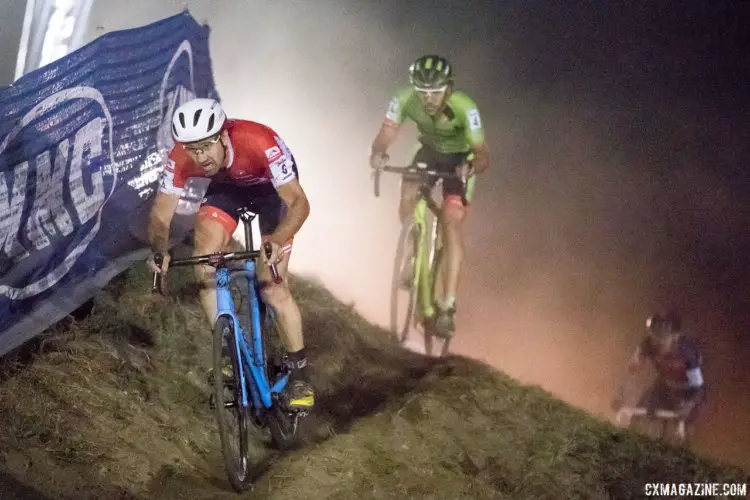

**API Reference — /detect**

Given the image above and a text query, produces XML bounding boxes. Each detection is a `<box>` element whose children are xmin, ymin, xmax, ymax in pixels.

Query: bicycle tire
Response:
<box><xmin>428</xmin><ymin>245</ymin><xmax>452</xmax><ymax>357</ymax></box>
<box><xmin>260</xmin><ymin>310</ymin><xmax>299</xmax><ymax>451</ymax></box>
<box><xmin>213</xmin><ymin>316</ymin><xmax>252</xmax><ymax>492</ymax></box>
<box><xmin>391</xmin><ymin>222</ymin><xmax>420</xmax><ymax>343</ymax></box>
<box><xmin>265</xmin><ymin>404</ymin><xmax>298</xmax><ymax>451</ymax></box>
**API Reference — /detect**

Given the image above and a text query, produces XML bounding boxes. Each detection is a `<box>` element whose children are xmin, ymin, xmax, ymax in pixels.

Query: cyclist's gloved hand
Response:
<box><xmin>370</xmin><ymin>152</ymin><xmax>389</xmax><ymax>170</ymax></box>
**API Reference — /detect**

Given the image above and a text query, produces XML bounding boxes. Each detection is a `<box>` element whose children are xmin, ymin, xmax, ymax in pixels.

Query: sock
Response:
<box><xmin>287</xmin><ymin>348</ymin><xmax>310</xmax><ymax>381</ymax></box>
<box><xmin>442</xmin><ymin>295</ymin><xmax>456</xmax><ymax>310</ymax></box>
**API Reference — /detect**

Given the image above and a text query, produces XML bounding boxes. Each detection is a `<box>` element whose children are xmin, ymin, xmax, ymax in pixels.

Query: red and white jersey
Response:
<box><xmin>158</xmin><ymin>119</ymin><xmax>297</xmax><ymax>195</ymax></box>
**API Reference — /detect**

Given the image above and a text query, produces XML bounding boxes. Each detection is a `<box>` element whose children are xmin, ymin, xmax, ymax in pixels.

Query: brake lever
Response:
<box><xmin>263</xmin><ymin>241</ymin><xmax>283</xmax><ymax>284</ymax></box>
<box><xmin>151</xmin><ymin>253</ymin><xmax>163</xmax><ymax>294</ymax></box>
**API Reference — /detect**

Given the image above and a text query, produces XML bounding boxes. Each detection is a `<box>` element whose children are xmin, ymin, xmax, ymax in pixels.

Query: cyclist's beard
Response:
<box><xmin>424</xmin><ymin>91</ymin><xmax>450</xmax><ymax>117</ymax></box>
<box><xmin>199</xmin><ymin>145</ymin><xmax>227</xmax><ymax>176</ymax></box>
<box><xmin>200</xmin><ymin>161</ymin><xmax>220</xmax><ymax>176</ymax></box>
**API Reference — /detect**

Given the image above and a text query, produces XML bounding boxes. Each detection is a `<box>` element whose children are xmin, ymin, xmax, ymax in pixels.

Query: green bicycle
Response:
<box><xmin>373</xmin><ymin>162</ymin><xmax>468</xmax><ymax>357</ymax></box>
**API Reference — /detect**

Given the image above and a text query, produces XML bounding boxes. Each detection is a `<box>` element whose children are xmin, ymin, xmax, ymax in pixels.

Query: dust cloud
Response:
<box><xmin>85</xmin><ymin>0</ymin><xmax>749</xmax><ymax>471</ymax></box>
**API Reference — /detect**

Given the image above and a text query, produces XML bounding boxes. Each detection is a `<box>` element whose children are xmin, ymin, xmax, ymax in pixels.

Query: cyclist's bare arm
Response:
<box><xmin>614</xmin><ymin>345</ymin><xmax>645</xmax><ymax>405</ymax></box>
<box><xmin>148</xmin><ymin>191</ymin><xmax>180</xmax><ymax>253</ymax></box>
<box><xmin>370</xmin><ymin>121</ymin><xmax>400</xmax><ymax>160</ymax></box>
<box><xmin>270</xmin><ymin>179</ymin><xmax>310</xmax><ymax>246</ymax></box>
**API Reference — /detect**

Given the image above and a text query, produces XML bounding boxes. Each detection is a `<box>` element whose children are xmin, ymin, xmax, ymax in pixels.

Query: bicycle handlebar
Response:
<box><xmin>372</xmin><ymin>164</ymin><xmax>470</xmax><ymax>202</ymax></box>
<box><xmin>616</xmin><ymin>406</ymin><xmax>682</xmax><ymax>421</ymax></box>
<box><xmin>151</xmin><ymin>241</ymin><xmax>281</xmax><ymax>294</ymax></box>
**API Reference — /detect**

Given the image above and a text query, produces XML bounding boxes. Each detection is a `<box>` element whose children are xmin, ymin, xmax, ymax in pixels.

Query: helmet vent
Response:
<box><xmin>193</xmin><ymin>109</ymin><xmax>202</xmax><ymax>126</ymax></box>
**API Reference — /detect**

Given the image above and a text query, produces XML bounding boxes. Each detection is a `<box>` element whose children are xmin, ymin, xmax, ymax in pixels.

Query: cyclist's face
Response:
<box><xmin>416</xmin><ymin>86</ymin><xmax>448</xmax><ymax>116</ymax></box>
<box><xmin>183</xmin><ymin>131</ymin><xmax>227</xmax><ymax>176</ymax></box>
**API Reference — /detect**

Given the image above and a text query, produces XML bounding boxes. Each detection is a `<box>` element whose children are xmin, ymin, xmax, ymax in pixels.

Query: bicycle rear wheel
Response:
<box><xmin>213</xmin><ymin>316</ymin><xmax>252</xmax><ymax>492</ymax></box>
<box><xmin>260</xmin><ymin>309</ymin><xmax>299</xmax><ymax>451</ymax></box>
<box><xmin>391</xmin><ymin>222</ymin><xmax>420</xmax><ymax>343</ymax></box>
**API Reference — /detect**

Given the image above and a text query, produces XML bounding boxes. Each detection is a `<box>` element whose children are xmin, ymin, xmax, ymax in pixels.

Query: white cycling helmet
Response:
<box><xmin>171</xmin><ymin>98</ymin><xmax>226</xmax><ymax>143</ymax></box>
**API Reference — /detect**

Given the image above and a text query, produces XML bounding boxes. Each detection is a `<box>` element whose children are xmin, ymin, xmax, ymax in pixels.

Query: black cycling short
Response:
<box><xmin>199</xmin><ymin>181</ymin><xmax>286</xmax><ymax>236</ymax></box>
<box><xmin>411</xmin><ymin>144</ymin><xmax>472</xmax><ymax>203</ymax></box>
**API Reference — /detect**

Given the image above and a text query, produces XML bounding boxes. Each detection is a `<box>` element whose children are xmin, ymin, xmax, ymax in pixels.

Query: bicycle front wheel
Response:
<box><xmin>213</xmin><ymin>316</ymin><xmax>252</xmax><ymax>492</ymax></box>
<box><xmin>391</xmin><ymin>222</ymin><xmax>420</xmax><ymax>343</ymax></box>
<box><xmin>428</xmin><ymin>245</ymin><xmax>452</xmax><ymax>357</ymax></box>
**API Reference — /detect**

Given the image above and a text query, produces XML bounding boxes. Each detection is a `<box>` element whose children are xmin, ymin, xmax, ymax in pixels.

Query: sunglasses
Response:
<box><xmin>183</xmin><ymin>134</ymin><xmax>221</xmax><ymax>155</ymax></box>
<box><xmin>415</xmin><ymin>85</ymin><xmax>448</xmax><ymax>97</ymax></box>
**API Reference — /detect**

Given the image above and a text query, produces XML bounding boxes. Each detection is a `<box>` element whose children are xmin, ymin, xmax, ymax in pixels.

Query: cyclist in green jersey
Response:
<box><xmin>369</xmin><ymin>55</ymin><xmax>491</xmax><ymax>338</ymax></box>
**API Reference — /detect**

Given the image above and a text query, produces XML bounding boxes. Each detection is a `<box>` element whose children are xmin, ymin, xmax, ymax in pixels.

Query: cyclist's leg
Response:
<box><xmin>679</xmin><ymin>385</ymin><xmax>706</xmax><ymax>440</ymax></box>
<box><xmin>434</xmin><ymin>151</ymin><xmax>473</xmax><ymax>336</ymax></box>
<box><xmin>399</xmin><ymin>178</ymin><xmax>421</xmax><ymax>224</ymax></box>
<box><xmin>255</xmin><ymin>188</ymin><xmax>313</xmax><ymax>410</ymax></box>
<box><xmin>193</xmin><ymin>186</ymin><xmax>242</xmax><ymax>329</ymax></box>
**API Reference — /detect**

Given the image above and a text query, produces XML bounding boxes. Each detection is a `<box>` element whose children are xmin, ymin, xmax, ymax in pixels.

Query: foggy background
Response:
<box><xmin>0</xmin><ymin>0</ymin><xmax>25</xmax><ymax>85</ymax></box>
<box><xmin>19</xmin><ymin>0</ymin><xmax>750</xmax><ymax>471</ymax></box>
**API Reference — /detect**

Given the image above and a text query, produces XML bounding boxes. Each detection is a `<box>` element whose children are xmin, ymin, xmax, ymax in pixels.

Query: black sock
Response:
<box><xmin>287</xmin><ymin>348</ymin><xmax>310</xmax><ymax>381</ymax></box>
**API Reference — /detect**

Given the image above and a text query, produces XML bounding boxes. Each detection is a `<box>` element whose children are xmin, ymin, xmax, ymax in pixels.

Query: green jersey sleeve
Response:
<box><xmin>383</xmin><ymin>86</ymin><xmax>416</xmax><ymax>125</ymax></box>
<box><xmin>452</xmin><ymin>92</ymin><xmax>485</xmax><ymax>146</ymax></box>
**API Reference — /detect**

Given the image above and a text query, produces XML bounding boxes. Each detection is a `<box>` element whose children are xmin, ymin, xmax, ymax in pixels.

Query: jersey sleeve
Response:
<box><xmin>257</xmin><ymin>128</ymin><xmax>297</xmax><ymax>188</ymax></box>
<box><xmin>383</xmin><ymin>86</ymin><xmax>415</xmax><ymax>126</ymax></box>
<box><xmin>157</xmin><ymin>147</ymin><xmax>186</xmax><ymax>196</ymax></box>
<box><xmin>453</xmin><ymin>92</ymin><xmax>486</xmax><ymax>146</ymax></box>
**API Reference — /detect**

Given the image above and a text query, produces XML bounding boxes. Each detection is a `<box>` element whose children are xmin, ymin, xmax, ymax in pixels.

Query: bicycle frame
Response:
<box><xmin>218</xmin><ymin>260</ymin><xmax>289</xmax><ymax>414</ymax></box>
<box><xmin>223</xmin><ymin>210</ymin><xmax>289</xmax><ymax>416</ymax></box>
<box><xmin>166</xmin><ymin>209</ymin><xmax>289</xmax><ymax>416</ymax></box>
<box><xmin>374</xmin><ymin>163</ymin><xmax>467</xmax><ymax>323</ymax></box>
<box><xmin>410</xmin><ymin>186</ymin><xmax>443</xmax><ymax>321</ymax></box>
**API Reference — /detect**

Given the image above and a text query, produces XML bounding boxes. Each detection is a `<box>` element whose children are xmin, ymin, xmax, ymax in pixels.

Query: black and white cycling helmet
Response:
<box><xmin>171</xmin><ymin>98</ymin><xmax>226</xmax><ymax>143</ymax></box>
<box><xmin>409</xmin><ymin>55</ymin><xmax>453</xmax><ymax>90</ymax></box>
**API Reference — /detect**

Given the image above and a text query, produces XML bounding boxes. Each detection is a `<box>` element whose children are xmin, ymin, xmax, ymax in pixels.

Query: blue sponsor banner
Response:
<box><xmin>0</xmin><ymin>11</ymin><xmax>219</xmax><ymax>355</ymax></box>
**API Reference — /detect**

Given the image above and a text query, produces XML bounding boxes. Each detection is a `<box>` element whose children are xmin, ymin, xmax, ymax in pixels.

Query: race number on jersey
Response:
<box><xmin>386</xmin><ymin>97</ymin><xmax>401</xmax><ymax>122</ymax></box>
<box><xmin>268</xmin><ymin>135</ymin><xmax>296</xmax><ymax>187</ymax></box>
<box><xmin>467</xmin><ymin>109</ymin><xmax>482</xmax><ymax>130</ymax></box>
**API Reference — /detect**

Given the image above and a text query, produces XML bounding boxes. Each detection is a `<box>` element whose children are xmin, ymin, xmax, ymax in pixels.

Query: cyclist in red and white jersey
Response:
<box><xmin>146</xmin><ymin>98</ymin><xmax>314</xmax><ymax>411</ymax></box>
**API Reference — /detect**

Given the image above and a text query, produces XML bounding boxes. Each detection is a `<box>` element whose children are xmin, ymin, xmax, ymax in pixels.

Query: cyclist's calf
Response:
<box><xmin>442</xmin><ymin>196</ymin><xmax>467</xmax><ymax>224</ymax></box>
<box><xmin>193</xmin><ymin>218</ymin><xmax>233</xmax><ymax>326</ymax></box>
<box><xmin>399</xmin><ymin>178</ymin><xmax>421</xmax><ymax>222</ymax></box>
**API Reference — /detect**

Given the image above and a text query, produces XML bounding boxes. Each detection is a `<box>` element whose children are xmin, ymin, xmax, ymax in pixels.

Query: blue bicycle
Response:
<box><xmin>153</xmin><ymin>207</ymin><xmax>304</xmax><ymax>492</ymax></box>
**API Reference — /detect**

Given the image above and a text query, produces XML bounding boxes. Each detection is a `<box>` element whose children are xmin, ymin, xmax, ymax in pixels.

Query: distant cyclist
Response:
<box><xmin>368</xmin><ymin>54</ymin><xmax>491</xmax><ymax>338</ymax></box>
<box><xmin>612</xmin><ymin>311</ymin><xmax>706</xmax><ymax>434</ymax></box>
<box><xmin>146</xmin><ymin>98</ymin><xmax>314</xmax><ymax>411</ymax></box>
